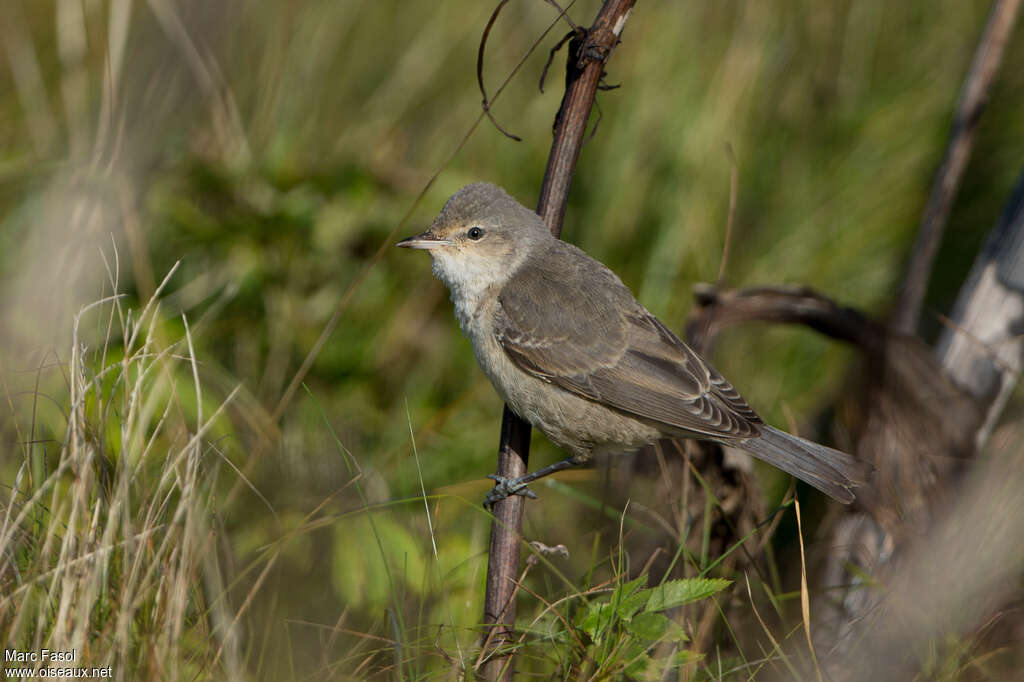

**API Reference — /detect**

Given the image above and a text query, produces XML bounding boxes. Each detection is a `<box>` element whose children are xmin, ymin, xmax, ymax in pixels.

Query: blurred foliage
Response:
<box><xmin>1</xmin><ymin>0</ymin><xmax>1022</xmax><ymax>678</ymax></box>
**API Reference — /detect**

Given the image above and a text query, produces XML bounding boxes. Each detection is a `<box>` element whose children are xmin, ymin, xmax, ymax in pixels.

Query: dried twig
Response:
<box><xmin>477</xmin><ymin>0</ymin><xmax>522</xmax><ymax>141</ymax></box>
<box><xmin>481</xmin><ymin>2</ymin><xmax>636</xmax><ymax>680</ymax></box>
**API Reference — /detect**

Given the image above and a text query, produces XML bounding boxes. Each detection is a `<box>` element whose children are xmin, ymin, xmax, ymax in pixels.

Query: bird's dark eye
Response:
<box><xmin>467</xmin><ymin>226</ymin><xmax>485</xmax><ymax>240</ymax></box>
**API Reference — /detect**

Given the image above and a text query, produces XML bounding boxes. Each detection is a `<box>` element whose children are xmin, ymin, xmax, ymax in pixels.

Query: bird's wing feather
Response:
<box><xmin>495</xmin><ymin>242</ymin><xmax>762</xmax><ymax>440</ymax></box>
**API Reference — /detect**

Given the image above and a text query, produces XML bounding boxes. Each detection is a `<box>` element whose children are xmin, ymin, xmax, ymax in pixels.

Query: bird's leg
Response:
<box><xmin>483</xmin><ymin>457</ymin><xmax>582</xmax><ymax>508</ymax></box>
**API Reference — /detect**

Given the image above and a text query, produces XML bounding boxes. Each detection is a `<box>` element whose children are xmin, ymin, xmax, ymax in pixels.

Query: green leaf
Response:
<box><xmin>624</xmin><ymin>611</ymin><xmax>669</xmax><ymax>640</ymax></box>
<box><xmin>643</xmin><ymin>578</ymin><xmax>731</xmax><ymax>613</ymax></box>
<box><xmin>622</xmin><ymin>652</ymin><xmax>651</xmax><ymax>677</ymax></box>
<box><xmin>616</xmin><ymin>589</ymin><xmax>651</xmax><ymax>620</ymax></box>
<box><xmin>611</xmin><ymin>574</ymin><xmax>650</xmax><ymax>620</ymax></box>
<box><xmin>663</xmin><ymin>618</ymin><xmax>689</xmax><ymax>643</ymax></box>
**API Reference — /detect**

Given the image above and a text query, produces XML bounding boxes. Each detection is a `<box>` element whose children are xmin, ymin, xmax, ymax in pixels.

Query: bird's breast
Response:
<box><xmin>450</xmin><ymin>284</ymin><xmax>493</xmax><ymax>340</ymax></box>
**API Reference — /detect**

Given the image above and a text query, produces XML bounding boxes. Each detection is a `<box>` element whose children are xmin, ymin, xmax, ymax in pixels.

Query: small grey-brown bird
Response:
<box><xmin>398</xmin><ymin>183</ymin><xmax>871</xmax><ymax>504</ymax></box>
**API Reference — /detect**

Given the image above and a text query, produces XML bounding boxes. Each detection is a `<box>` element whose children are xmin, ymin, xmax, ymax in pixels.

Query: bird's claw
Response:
<box><xmin>483</xmin><ymin>474</ymin><xmax>538</xmax><ymax>509</ymax></box>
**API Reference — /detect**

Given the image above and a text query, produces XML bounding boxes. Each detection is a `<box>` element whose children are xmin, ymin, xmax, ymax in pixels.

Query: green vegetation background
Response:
<box><xmin>1</xmin><ymin>0</ymin><xmax>1021</xmax><ymax>678</ymax></box>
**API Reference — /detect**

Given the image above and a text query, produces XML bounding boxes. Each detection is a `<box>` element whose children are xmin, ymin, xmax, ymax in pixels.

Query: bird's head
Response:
<box><xmin>397</xmin><ymin>183</ymin><xmax>552</xmax><ymax>296</ymax></box>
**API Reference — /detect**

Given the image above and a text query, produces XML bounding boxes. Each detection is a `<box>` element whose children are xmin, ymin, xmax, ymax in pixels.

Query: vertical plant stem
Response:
<box><xmin>480</xmin><ymin>2</ymin><xmax>636</xmax><ymax>680</ymax></box>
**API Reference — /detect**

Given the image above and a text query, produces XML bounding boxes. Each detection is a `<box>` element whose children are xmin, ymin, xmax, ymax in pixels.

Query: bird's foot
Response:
<box><xmin>483</xmin><ymin>474</ymin><xmax>538</xmax><ymax>509</ymax></box>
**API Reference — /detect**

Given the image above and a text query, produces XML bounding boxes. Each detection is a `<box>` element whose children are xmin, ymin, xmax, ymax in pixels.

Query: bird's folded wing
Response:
<box><xmin>495</xmin><ymin>248</ymin><xmax>762</xmax><ymax>441</ymax></box>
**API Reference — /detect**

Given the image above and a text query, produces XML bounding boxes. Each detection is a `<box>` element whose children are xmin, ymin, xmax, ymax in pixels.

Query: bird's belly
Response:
<box><xmin>470</xmin><ymin>333</ymin><xmax>662</xmax><ymax>461</ymax></box>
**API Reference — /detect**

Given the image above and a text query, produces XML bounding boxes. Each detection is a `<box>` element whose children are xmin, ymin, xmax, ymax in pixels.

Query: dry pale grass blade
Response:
<box><xmin>794</xmin><ymin>499</ymin><xmax>823</xmax><ymax>682</ymax></box>
<box><xmin>1</xmin><ymin>271</ymin><xmax>250</xmax><ymax>680</ymax></box>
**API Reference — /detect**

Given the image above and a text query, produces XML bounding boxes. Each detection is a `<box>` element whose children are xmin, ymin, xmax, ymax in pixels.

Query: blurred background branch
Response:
<box><xmin>891</xmin><ymin>0</ymin><xmax>1021</xmax><ymax>334</ymax></box>
<box><xmin>685</xmin><ymin>52</ymin><xmax>1024</xmax><ymax>682</ymax></box>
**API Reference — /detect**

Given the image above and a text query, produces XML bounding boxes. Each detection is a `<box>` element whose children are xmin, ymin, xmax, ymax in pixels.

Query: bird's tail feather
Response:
<box><xmin>737</xmin><ymin>426</ymin><xmax>872</xmax><ymax>504</ymax></box>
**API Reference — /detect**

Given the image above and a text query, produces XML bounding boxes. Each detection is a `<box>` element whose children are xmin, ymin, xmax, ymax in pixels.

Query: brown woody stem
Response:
<box><xmin>479</xmin><ymin>2</ymin><xmax>635</xmax><ymax>680</ymax></box>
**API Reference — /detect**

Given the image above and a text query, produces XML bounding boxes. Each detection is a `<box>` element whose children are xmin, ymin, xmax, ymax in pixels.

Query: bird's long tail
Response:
<box><xmin>737</xmin><ymin>426</ymin><xmax>873</xmax><ymax>504</ymax></box>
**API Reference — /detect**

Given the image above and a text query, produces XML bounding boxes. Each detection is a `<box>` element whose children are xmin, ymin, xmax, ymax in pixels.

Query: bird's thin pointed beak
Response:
<box><xmin>396</xmin><ymin>230</ymin><xmax>452</xmax><ymax>250</ymax></box>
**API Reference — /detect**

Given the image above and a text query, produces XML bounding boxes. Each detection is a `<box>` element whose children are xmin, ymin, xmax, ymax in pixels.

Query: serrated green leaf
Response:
<box><xmin>643</xmin><ymin>578</ymin><xmax>731</xmax><ymax>613</ymax></box>
<box><xmin>615</xmin><ymin>589</ymin><xmax>651</xmax><ymax>620</ymax></box>
<box><xmin>625</xmin><ymin>611</ymin><xmax>669</xmax><ymax>640</ymax></box>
